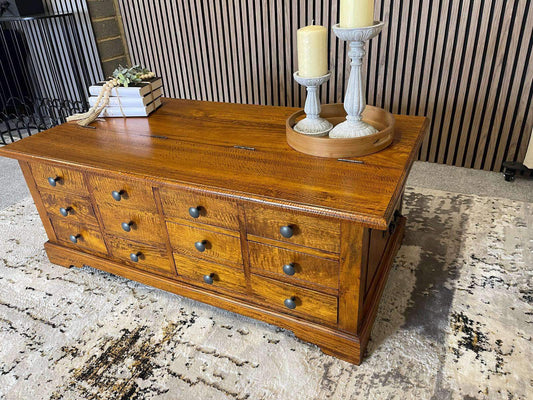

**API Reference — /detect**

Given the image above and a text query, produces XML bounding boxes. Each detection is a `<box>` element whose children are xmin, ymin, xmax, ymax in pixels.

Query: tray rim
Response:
<box><xmin>286</xmin><ymin>104</ymin><xmax>396</xmax><ymax>158</ymax></box>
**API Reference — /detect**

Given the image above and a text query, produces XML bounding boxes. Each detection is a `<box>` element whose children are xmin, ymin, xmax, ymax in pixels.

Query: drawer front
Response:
<box><xmin>88</xmin><ymin>174</ymin><xmax>158</xmax><ymax>213</ymax></box>
<box><xmin>251</xmin><ymin>275</ymin><xmax>338</xmax><ymax>325</ymax></box>
<box><xmin>107</xmin><ymin>237</ymin><xmax>174</xmax><ymax>275</ymax></box>
<box><xmin>173</xmin><ymin>253</ymin><xmax>246</xmax><ymax>293</ymax></box>
<box><xmin>245</xmin><ymin>204</ymin><xmax>340</xmax><ymax>253</ymax></box>
<box><xmin>159</xmin><ymin>187</ymin><xmax>239</xmax><ymax>230</ymax></box>
<box><xmin>40</xmin><ymin>189</ymin><xmax>98</xmax><ymax>226</ymax></box>
<box><xmin>98</xmin><ymin>204</ymin><xmax>167</xmax><ymax>245</ymax></box>
<box><xmin>51</xmin><ymin>218</ymin><xmax>107</xmax><ymax>256</ymax></box>
<box><xmin>31</xmin><ymin>163</ymin><xmax>86</xmax><ymax>193</ymax></box>
<box><xmin>167</xmin><ymin>221</ymin><xmax>242</xmax><ymax>266</ymax></box>
<box><xmin>248</xmin><ymin>241</ymin><xmax>339</xmax><ymax>291</ymax></box>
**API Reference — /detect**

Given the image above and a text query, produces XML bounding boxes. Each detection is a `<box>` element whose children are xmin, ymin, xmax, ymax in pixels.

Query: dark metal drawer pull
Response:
<box><xmin>280</xmin><ymin>225</ymin><xmax>294</xmax><ymax>238</ymax></box>
<box><xmin>130</xmin><ymin>252</ymin><xmax>142</xmax><ymax>262</ymax></box>
<box><xmin>59</xmin><ymin>206</ymin><xmax>72</xmax><ymax>217</ymax></box>
<box><xmin>203</xmin><ymin>273</ymin><xmax>215</xmax><ymax>284</ymax></box>
<box><xmin>69</xmin><ymin>234</ymin><xmax>81</xmax><ymax>244</ymax></box>
<box><xmin>189</xmin><ymin>206</ymin><xmax>201</xmax><ymax>218</ymax></box>
<box><xmin>47</xmin><ymin>176</ymin><xmax>61</xmax><ymax>187</ymax></box>
<box><xmin>195</xmin><ymin>240</ymin><xmax>207</xmax><ymax>252</ymax></box>
<box><xmin>111</xmin><ymin>190</ymin><xmax>125</xmax><ymax>201</ymax></box>
<box><xmin>283</xmin><ymin>263</ymin><xmax>296</xmax><ymax>276</ymax></box>
<box><xmin>121</xmin><ymin>221</ymin><xmax>134</xmax><ymax>232</ymax></box>
<box><xmin>284</xmin><ymin>296</ymin><xmax>297</xmax><ymax>310</ymax></box>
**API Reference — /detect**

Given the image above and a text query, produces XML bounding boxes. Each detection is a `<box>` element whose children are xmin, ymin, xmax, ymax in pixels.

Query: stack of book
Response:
<box><xmin>88</xmin><ymin>77</ymin><xmax>163</xmax><ymax>117</ymax></box>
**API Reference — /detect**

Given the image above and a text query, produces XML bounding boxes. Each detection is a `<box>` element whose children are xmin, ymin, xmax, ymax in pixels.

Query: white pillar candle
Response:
<box><xmin>339</xmin><ymin>0</ymin><xmax>374</xmax><ymax>28</ymax></box>
<box><xmin>297</xmin><ymin>25</ymin><xmax>328</xmax><ymax>78</ymax></box>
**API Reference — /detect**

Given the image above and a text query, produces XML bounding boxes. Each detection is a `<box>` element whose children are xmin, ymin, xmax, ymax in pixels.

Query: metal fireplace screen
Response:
<box><xmin>0</xmin><ymin>13</ymin><xmax>92</xmax><ymax>145</ymax></box>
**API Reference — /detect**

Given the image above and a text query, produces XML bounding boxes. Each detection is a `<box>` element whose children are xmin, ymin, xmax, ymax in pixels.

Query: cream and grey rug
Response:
<box><xmin>0</xmin><ymin>187</ymin><xmax>531</xmax><ymax>399</ymax></box>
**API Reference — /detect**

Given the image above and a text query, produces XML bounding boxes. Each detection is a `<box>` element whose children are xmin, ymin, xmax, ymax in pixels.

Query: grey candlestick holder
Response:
<box><xmin>293</xmin><ymin>71</ymin><xmax>333</xmax><ymax>136</ymax></box>
<box><xmin>329</xmin><ymin>22</ymin><xmax>384</xmax><ymax>138</ymax></box>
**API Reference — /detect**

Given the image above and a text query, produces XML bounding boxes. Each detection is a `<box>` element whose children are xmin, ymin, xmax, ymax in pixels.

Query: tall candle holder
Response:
<box><xmin>329</xmin><ymin>22</ymin><xmax>384</xmax><ymax>138</ymax></box>
<box><xmin>293</xmin><ymin>71</ymin><xmax>333</xmax><ymax>136</ymax></box>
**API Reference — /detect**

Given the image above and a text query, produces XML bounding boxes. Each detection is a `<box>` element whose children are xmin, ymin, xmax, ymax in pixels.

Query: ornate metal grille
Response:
<box><xmin>0</xmin><ymin>12</ymin><xmax>92</xmax><ymax>144</ymax></box>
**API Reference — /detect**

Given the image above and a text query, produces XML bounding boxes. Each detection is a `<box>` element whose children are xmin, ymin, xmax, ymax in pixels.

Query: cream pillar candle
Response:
<box><xmin>339</xmin><ymin>0</ymin><xmax>374</xmax><ymax>28</ymax></box>
<box><xmin>297</xmin><ymin>25</ymin><xmax>328</xmax><ymax>78</ymax></box>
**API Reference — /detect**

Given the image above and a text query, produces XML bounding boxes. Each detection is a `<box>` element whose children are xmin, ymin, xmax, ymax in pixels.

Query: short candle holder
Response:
<box><xmin>329</xmin><ymin>21</ymin><xmax>384</xmax><ymax>138</ymax></box>
<box><xmin>293</xmin><ymin>71</ymin><xmax>333</xmax><ymax>136</ymax></box>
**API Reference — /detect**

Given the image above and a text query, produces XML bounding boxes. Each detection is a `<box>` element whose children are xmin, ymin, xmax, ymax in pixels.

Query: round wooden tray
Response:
<box><xmin>286</xmin><ymin>104</ymin><xmax>396</xmax><ymax>158</ymax></box>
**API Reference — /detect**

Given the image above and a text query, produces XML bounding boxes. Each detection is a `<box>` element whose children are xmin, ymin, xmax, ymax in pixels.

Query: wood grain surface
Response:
<box><xmin>248</xmin><ymin>241</ymin><xmax>339</xmax><ymax>293</ymax></box>
<box><xmin>39</xmin><ymin>189</ymin><xmax>98</xmax><ymax>227</ymax></box>
<box><xmin>97</xmin><ymin>205</ymin><xmax>167</xmax><ymax>246</ymax></box>
<box><xmin>166</xmin><ymin>221</ymin><xmax>243</xmax><ymax>267</ymax></box>
<box><xmin>50</xmin><ymin>218</ymin><xmax>107</xmax><ymax>256</ymax></box>
<box><xmin>173</xmin><ymin>253</ymin><xmax>247</xmax><ymax>294</ymax></box>
<box><xmin>107</xmin><ymin>236</ymin><xmax>175</xmax><ymax>276</ymax></box>
<box><xmin>45</xmin><ymin>241</ymin><xmax>364</xmax><ymax>364</ymax></box>
<box><xmin>0</xmin><ymin>100</ymin><xmax>426</xmax><ymax>365</ymax></box>
<box><xmin>159</xmin><ymin>185</ymin><xmax>240</xmax><ymax>231</ymax></box>
<box><xmin>0</xmin><ymin>99</ymin><xmax>428</xmax><ymax>230</ymax></box>
<box><xmin>286</xmin><ymin>105</ymin><xmax>395</xmax><ymax>158</ymax></box>
<box><xmin>31</xmin><ymin>162</ymin><xmax>87</xmax><ymax>193</ymax></box>
<box><xmin>250</xmin><ymin>274</ymin><xmax>338</xmax><ymax>326</ymax></box>
<box><xmin>245</xmin><ymin>202</ymin><xmax>341</xmax><ymax>253</ymax></box>
<box><xmin>88</xmin><ymin>174</ymin><xmax>159</xmax><ymax>213</ymax></box>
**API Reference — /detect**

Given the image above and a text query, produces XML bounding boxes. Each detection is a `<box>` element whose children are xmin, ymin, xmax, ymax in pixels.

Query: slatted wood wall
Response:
<box><xmin>32</xmin><ymin>0</ymin><xmax>102</xmax><ymax>100</ymax></box>
<box><xmin>118</xmin><ymin>0</ymin><xmax>533</xmax><ymax>171</ymax></box>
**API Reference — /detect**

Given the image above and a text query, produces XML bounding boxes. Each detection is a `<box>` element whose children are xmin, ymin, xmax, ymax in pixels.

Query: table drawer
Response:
<box><xmin>167</xmin><ymin>221</ymin><xmax>242</xmax><ymax>266</ymax></box>
<box><xmin>98</xmin><ymin>204</ymin><xmax>167</xmax><ymax>245</ymax></box>
<box><xmin>31</xmin><ymin>163</ymin><xmax>86</xmax><ymax>193</ymax></box>
<box><xmin>40</xmin><ymin>189</ymin><xmax>98</xmax><ymax>226</ymax></box>
<box><xmin>107</xmin><ymin>236</ymin><xmax>174</xmax><ymax>275</ymax></box>
<box><xmin>51</xmin><ymin>218</ymin><xmax>107</xmax><ymax>256</ymax></box>
<box><xmin>88</xmin><ymin>174</ymin><xmax>158</xmax><ymax>213</ymax></box>
<box><xmin>173</xmin><ymin>253</ymin><xmax>246</xmax><ymax>293</ymax></box>
<box><xmin>248</xmin><ymin>241</ymin><xmax>339</xmax><ymax>291</ymax></box>
<box><xmin>159</xmin><ymin>186</ymin><xmax>239</xmax><ymax>230</ymax></box>
<box><xmin>251</xmin><ymin>275</ymin><xmax>338</xmax><ymax>326</ymax></box>
<box><xmin>245</xmin><ymin>204</ymin><xmax>340</xmax><ymax>253</ymax></box>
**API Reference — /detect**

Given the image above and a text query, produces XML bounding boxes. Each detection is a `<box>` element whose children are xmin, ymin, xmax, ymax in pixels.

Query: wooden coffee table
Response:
<box><xmin>0</xmin><ymin>99</ymin><xmax>428</xmax><ymax>364</ymax></box>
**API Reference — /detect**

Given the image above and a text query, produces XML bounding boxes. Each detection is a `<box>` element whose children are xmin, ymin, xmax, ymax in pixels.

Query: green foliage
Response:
<box><xmin>111</xmin><ymin>65</ymin><xmax>151</xmax><ymax>87</ymax></box>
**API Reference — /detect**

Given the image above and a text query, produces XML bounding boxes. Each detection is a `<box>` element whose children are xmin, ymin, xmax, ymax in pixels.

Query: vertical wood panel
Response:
<box><xmin>118</xmin><ymin>0</ymin><xmax>533</xmax><ymax>172</ymax></box>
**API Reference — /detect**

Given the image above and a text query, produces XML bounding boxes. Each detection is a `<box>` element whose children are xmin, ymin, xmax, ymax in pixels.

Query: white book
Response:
<box><xmin>99</xmin><ymin>97</ymin><xmax>162</xmax><ymax>117</ymax></box>
<box><xmin>89</xmin><ymin>77</ymin><xmax>163</xmax><ymax>97</ymax></box>
<box><xmin>88</xmin><ymin>87</ymin><xmax>163</xmax><ymax>107</ymax></box>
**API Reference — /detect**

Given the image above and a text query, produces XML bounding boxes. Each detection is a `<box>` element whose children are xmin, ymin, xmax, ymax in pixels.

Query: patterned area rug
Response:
<box><xmin>0</xmin><ymin>187</ymin><xmax>531</xmax><ymax>400</ymax></box>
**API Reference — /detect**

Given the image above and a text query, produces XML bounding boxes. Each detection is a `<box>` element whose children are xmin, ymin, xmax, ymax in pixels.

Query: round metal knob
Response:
<box><xmin>111</xmin><ymin>190</ymin><xmax>125</xmax><ymax>201</ymax></box>
<box><xmin>121</xmin><ymin>221</ymin><xmax>134</xmax><ymax>232</ymax></box>
<box><xmin>130</xmin><ymin>252</ymin><xmax>142</xmax><ymax>262</ymax></box>
<box><xmin>203</xmin><ymin>273</ymin><xmax>215</xmax><ymax>284</ymax></box>
<box><xmin>195</xmin><ymin>240</ymin><xmax>207</xmax><ymax>252</ymax></box>
<box><xmin>47</xmin><ymin>176</ymin><xmax>60</xmax><ymax>187</ymax></box>
<box><xmin>189</xmin><ymin>206</ymin><xmax>201</xmax><ymax>218</ymax></box>
<box><xmin>69</xmin><ymin>234</ymin><xmax>81</xmax><ymax>244</ymax></box>
<box><xmin>284</xmin><ymin>296</ymin><xmax>297</xmax><ymax>310</ymax></box>
<box><xmin>283</xmin><ymin>263</ymin><xmax>296</xmax><ymax>276</ymax></box>
<box><xmin>280</xmin><ymin>225</ymin><xmax>294</xmax><ymax>238</ymax></box>
<box><xmin>59</xmin><ymin>206</ymin><xmax>72</xmax><ymax>217</ymax></box>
